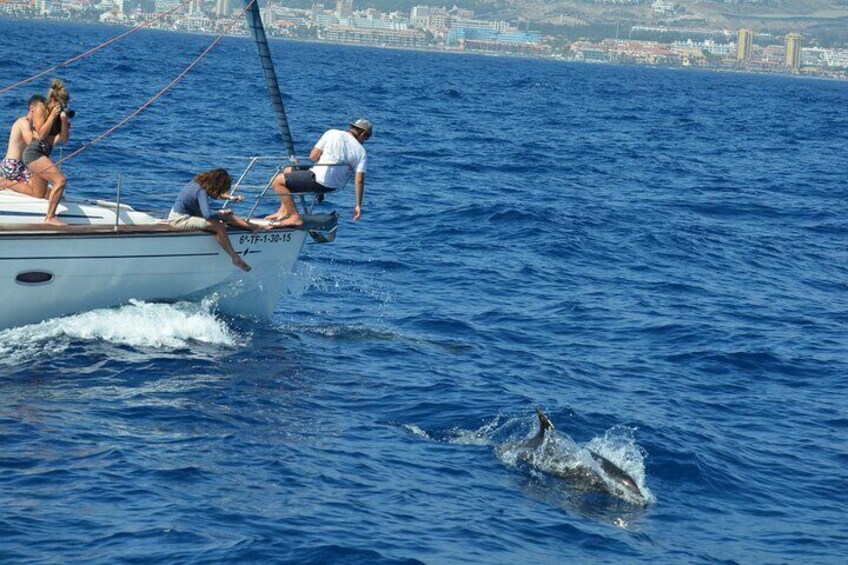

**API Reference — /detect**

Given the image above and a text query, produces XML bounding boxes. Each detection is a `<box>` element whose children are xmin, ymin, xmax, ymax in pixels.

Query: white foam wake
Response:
<box><xmin>60</xmin><ymin>299</ymin><xmax>239</xmax><ymax>347</ymax></box>
<box><xmin>0</xmin><ymin>299</ymin><xmax>239</xmax><ymax>366</ymax></box>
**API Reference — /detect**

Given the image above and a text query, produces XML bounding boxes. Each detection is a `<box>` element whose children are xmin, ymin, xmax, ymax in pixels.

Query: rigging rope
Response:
<box><xmin>82</xmin><ymin>145</ymin><xmax>292</xmax><ymax>162</ymax></box>
<box><xmin>0</xmin><ymin>0</ymin><xmax>195</xmax><ymax>97</ymax></box>
<box><xmin>56</xmin><ymin>2</ymin><xmax>253</xmax><ymax>167</ymax></box>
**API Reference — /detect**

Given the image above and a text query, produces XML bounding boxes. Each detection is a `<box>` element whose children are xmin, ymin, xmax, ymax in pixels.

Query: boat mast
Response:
<box><xmin>243</xmin><ymin>0</ymin><xmax>296</xmax><ymax>160</ymax></box>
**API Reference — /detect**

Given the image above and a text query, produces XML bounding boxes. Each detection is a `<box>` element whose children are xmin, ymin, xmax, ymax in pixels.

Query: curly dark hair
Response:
<box><xmin>194</xmin><ymin>168</ymin><xmax>232</xmax><ymax>199</ymax></box>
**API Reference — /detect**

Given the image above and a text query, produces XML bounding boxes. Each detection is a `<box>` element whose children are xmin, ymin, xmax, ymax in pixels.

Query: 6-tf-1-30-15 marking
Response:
<box><xmin>239</xmin><ymin>233</ymin><xmax>292</xmax><ymax>245</ymax></box>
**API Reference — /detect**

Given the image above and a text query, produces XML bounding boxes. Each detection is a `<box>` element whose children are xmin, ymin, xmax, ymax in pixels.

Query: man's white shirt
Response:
<box><xmin>312</xmin><ymin>129</ymin><xmax>367</xmax><ymax>189</ymax></box>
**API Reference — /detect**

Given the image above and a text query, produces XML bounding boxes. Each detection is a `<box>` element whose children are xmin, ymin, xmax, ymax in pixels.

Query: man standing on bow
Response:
<box><xmin>267</xmin><ymin>118</ymin><xmax>372</xmax><ymax>227</ymax></box>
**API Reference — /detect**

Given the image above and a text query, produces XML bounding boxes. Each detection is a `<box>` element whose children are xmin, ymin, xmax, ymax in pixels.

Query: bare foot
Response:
<box><xmin>266</xmin><ymin>211</ymin><xmax>289</xmax><ymax>221</ymax></box>
<box><xmin>271</xmin><ymin>215</ymin><xmax>303</xmax><ymax>228</ymax></box>
<box><xmin>44</xmin><ymin>217</ymin><xmax>68</xmax><ymax>227</ymax></box>
<box><xmin>233</xmin><ymin>256</ymin><xmax>251</xmax><ymax>272</ymax></box>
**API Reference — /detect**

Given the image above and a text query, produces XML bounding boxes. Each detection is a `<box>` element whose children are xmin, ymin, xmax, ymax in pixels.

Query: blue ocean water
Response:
<box><xmin>2</xmin><ymin>18</ymin><xmax>848</xmax><ymax>563</ymax></box>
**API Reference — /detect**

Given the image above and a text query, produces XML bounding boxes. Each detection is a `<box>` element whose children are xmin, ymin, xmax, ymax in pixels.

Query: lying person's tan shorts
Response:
<box><xmin>168</xmin><ymin>210</ymin><xmax>208</xmax><ymax>231</ymax></box>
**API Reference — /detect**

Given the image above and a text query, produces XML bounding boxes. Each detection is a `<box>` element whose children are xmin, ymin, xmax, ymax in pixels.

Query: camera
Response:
<box><xmin>60</xmin><ymin>103</ymin><xmax>76</xmax><ymax>119</ymax></box>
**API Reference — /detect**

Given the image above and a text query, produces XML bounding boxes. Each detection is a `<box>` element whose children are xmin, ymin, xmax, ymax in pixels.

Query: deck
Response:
<box><xmin>0</xmin><ymin>213</ymin><xmax>337</xmax><ymax>237</ymax></box>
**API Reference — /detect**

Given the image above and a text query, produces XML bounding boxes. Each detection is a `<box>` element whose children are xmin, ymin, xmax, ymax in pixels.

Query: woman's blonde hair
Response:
<box><xmin>47</xmin><ymin>79</ymin><xmax>69</xmax><ymax>107</ymax></box>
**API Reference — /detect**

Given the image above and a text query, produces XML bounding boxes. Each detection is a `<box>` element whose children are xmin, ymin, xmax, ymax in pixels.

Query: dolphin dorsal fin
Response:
<box><xmin>535</xmin><ymin>407</ymin><xmax>556</xmax><ymax>436</ymax></box>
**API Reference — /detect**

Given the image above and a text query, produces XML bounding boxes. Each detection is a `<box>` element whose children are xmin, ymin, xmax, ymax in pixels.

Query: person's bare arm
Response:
<box><xmin>33</xmin><ymin>105</ymin><xmax>59</xmax><ymax>140</ymax></box>
<box><xmin>221</xmin><ymin>192</ymin><xmax>244</xmax><ymax>202</ymax></box>
<box><xmin>308</xmin><ymin>146</ymin><xmax>323</xmax><ymax>161</ymax></box>
<box><xmin>353</xmin><ymin>172</ymin><xmax>365</xmax><ymax>221</ymax></box>
<box><xmin>53</xmin><ymin>113</ymin><xmax>70</xmax><ymax>145</ymax></box>
<box><xmin>19</xmin><ymin>118</ymin><xmax>34</xmax><ymax>145</ymax></box>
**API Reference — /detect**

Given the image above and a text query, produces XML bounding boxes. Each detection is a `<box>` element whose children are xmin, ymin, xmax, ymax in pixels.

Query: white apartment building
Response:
<box><xmin>823</xmin><ymin>49</ymin><xmax>848</xmax><ymax>68</ymax></box>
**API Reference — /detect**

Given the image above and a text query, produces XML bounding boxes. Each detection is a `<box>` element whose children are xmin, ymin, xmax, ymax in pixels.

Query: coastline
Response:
<box><xmin>1</xmin><ymin>15</ymin><xmax>845</xmax><ymax>83</ymax></box>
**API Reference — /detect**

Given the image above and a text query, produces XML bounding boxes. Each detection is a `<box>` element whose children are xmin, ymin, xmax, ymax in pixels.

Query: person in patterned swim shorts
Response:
<box><xmin>1</xmin><ymin>94</ymin><xmax>44</xmax><ymax>196</ymax></box>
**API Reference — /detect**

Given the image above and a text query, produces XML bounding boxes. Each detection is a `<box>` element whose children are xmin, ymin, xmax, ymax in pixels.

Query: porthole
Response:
<box><xmin>15</xmin><ymin>271</ymin><xmax>54</xmax><ymax>285</ymax></box>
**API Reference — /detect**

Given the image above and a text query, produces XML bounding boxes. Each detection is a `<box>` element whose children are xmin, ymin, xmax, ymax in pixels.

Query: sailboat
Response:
<box><xmin>0</xmin><ymin>2</ymin><xmax>337</xmax><ymax>330</ymax></box>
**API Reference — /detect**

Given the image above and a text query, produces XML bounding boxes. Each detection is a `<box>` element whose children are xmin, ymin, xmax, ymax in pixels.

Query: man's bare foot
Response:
<box><xmin>44</xmin><ymin>217</ymin><xmax>67</xmax><ymax>227</ymax></box>
<box><xmin>271</xmin><ymin>215</ymin><xmax>303</xmax><ymax>228</ymax></box>
<box><xmin>233</xmin><ymin>256</ymin><xmax>251</xmax><ymax>272</ymax></box>
<box><xmin>266</xmin><ymin>211</ymin><xmax>290</xmax><ymax>221</ymax></box>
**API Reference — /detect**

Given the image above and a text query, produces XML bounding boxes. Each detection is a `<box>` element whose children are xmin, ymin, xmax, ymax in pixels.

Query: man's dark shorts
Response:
<box><xmin>284</xmin><ymin>170</ymin><xmax>332</xmax><ymax>194</ymax></box>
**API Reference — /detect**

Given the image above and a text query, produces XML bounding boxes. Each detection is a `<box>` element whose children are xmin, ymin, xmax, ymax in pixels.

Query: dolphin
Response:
<box><xmin>505</xmin><ymin>407</ymin><xmax>647</xmax><ymax>504</ymax></box>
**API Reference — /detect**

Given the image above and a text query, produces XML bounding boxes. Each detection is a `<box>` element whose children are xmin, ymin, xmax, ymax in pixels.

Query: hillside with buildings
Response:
<box><xmin>384</xmin><ymin>0</ymin><xmax>848</xmax><ymax>44</ymax></box>
<box><xmin>408</xmin><ymin>0</ymin><xmax>848</xmax><ymax>45</ymax></box>
<box><xmin>0</xmin><ymin>0</ymin><xmax>845</xmax><ymax>77</ymax></box>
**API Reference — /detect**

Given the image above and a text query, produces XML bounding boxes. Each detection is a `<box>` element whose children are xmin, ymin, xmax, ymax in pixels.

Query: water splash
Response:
<box><xmin>497</xmin><ymin>431</ymin><xmax>583</xmax><ymax>469</ymax></box>
<box><xmin>402</xmin><ymin>424</ymin><xmax>430</xmax><ymax>440</ymax></box>
<box><xmin>403</xmin><ymin>415</ymin><xmax>526</xmax><ymax>446</ymax></box>
<box><xmin>443</xmin><ymin>415</ymin><xmax>521</xmax><ymax>446</ymax></box>
<box><xmin>406</xmin><ymin>414</ymin><xmax>653</xmax><ymax>506</ymax></box>
<box><xmin>62</xmin><ymin>299</ymin><xmax>239</xmax><ymax>347</ymax></box>
<box><xmin>586</xmin><ymin>426</ymin><xmax>653</xmax><ymax>503</ymax></box>
<box><xmin>0</xmin><ymin>299</ymin><xmax>239</xmax><ymax>366</ymax></box>
<box><xmin>499</xmin><ymin>423</ymin><xmax>653</xmax><ymax>506</ymax></box>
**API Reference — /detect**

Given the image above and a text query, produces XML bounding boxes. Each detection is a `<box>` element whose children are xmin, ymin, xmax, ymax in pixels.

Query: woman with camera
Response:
<box><xmin>23</xmin><ymin>79</ymin><xmax>71</xmax><ymax>226</ymax></box>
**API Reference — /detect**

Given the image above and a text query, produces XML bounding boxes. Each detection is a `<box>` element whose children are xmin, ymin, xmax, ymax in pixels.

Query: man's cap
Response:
<box><xmin>349</xmin><ymin>118</ymin><xmax>373</xmax><ymax>135</ymax></box>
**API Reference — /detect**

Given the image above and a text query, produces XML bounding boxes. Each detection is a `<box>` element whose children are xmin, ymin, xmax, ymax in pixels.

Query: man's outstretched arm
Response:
<box><xmin>353</xmin><ymin>172</ymin><xmax>365</xmax><ymax>221</ymax></box>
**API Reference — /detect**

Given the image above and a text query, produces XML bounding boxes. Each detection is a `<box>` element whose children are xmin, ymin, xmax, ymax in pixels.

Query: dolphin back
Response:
<box><xmin>588</xmin><ymin>449</ymin><xmax>643</xmax><ymax>500</ymax></box>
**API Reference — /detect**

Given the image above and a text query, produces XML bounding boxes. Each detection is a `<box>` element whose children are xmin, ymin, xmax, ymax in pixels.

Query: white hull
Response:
<box><xmin>0</xmin><ymin>192</ymin><xmax>333</xmax><ymax>330</ymax></box>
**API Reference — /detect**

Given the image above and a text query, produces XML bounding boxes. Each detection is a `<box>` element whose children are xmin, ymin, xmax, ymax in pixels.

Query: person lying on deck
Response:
<box><xmin>168</xmin><ymin>168</ymin><xmax>259</xmax><ymax>273</ymax></box>
<box><xmin>266</xmin><ymin>118</ymin><xmax>372</xmax><ymax>227</ymax></box>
